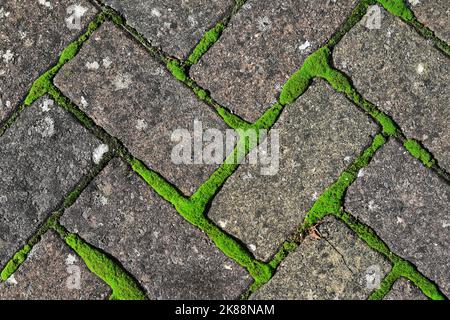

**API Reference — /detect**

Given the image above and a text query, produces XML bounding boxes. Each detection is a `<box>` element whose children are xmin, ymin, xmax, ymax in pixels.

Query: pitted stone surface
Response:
<box><xmin>191</xmin><ymin>0</ymin><xmax>358</xmax><ymax>122</ymax></box>
<box><xmin>334</xmin><ymin>6</ymin><xmax>450</xmax><ymax>172</ymax></box>
<box><xmin>54</xmin><ymin>22</ymin><xmax>230</xmax><ymax>196</ymax></box>
<box><xmin>208</xmin><ymin>80</ymin><xmax>378</xmax><ymax>262</ymax></box>
<box><xmin>0</xmin><ymin>96</ymin><xmax>101</xmax><ymax>268</ymax></box>
<box><xmin>61</xmin><ymin>158</ymin><xmax>252</xmax><ymax>300</ymax></box>
<box><xmin>0</xmin><ymin>0</ymin><xmax>97</xmax><ymax>123</ymax></box>
<box><xmin>407</xmin><ymin>0</ymin><xmax>449</xmax><ymax>43</ymax></box>
<box><xmin>104</xmin><ymin>0</ymin><xmax>234</xmax><ymax>59</ymax></box>
<box><xmin>0</xmin><ymin>232</ymin><xmax>110</xmax><ymax>300</ymax></box>
<box><xmin>383</xmin><ymin>278</ymin><xmax>428</xmax><ymax>300</ymax></box>
<box><xmin>346</xmin><ymin>140</ymin><xmax>450</xmax><ymax>296</ymax></box>
<box><xmin>251</xmin><ymin>216</ymin><xmax>391</xmax><ymax>300</ymax></box>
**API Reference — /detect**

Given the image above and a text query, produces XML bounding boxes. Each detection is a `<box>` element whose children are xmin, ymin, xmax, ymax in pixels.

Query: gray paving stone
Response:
<box><xmin>191</xmin><ymin>0</ymin><xmax>358</xmax><ymax>122</ymax></box>
<box><xmin>407</xmin><ymin>0</ymin><xmax>449</xmax><ymax>43</ymax></box>
<box><xmin>383</xmin><ymin>278</ymin><xmax>427</xmax><ymax>300</ymax></box>
<box><xmin>345</xmin><ymin>140</ymin><xmax>450</xmax><ymax>297</ymax></box>
<box><xmin>60</xmin><ymin>158</ymin><xmax>252</xmax><ymax>299</ymax></box>
<box><xmin>251</xmin><ymin>216</ymin><xmax>391</xmax><ymax>300</ymax></box>
<box><xmin>54</xmin><ymin>22</ymin><xmax>231</xmax><ymax>196</ymax></box>
<box><xmin>0</xmin><ymin>96</ymin><xmax>101</xmax><ymax>268</ymax></box>
<box><xmin>334</xmin><ymin>6</ymin><xmax>450</xmax><ymax>172</ymax></box>
<box><xmin>0</xmin><ymin>231</ymin><xmax>110</xmax><ymax>300</ymax></box>
<box><xmin>0</xmin><ymin>0</ymin><xmax>97</xmax><ymax>123</ymax></box>
<box><xmin>208</xmin><ymin>80</ymin><xmax>378</xmax><ymax>262</ymax></box>
<box><xmin>104</xmin><ymin>0</ymin><xmax>234</xmax><ymax>59</ymax></box>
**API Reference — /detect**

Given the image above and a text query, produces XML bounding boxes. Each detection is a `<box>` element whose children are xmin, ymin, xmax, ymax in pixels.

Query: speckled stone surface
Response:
<box><xmin>334</xmin><ymin>6</ymin><xmax>450</xmax><ymax>172</ymax></box>
<box><xmin>346</xmin><ymin>140</ymin><xmax>450</xmax><ymax>297</ymax></box>
<box><xmin>61</xmin><ymin>158</ymin><xmax>252</xmax><ymax>299</ymax></box>
<box><xmin>191</xmin><ymin>0</ymin><xmax>358</xmax><ymax>122</ymax></box>
<box><xmin>207</xmin><ymin>80</ymin><xmax>378</xmax><ymax>262</ymax></box>
<box><xmin>104</xmin><ymin>0</ymin><xmax>234</xmax><ymax>59</ymax></box>
<box><xmin>0</xmin><ymin>0</ymin><xmax>97</xmax><ymax>123</ymax></box>
<box><xmin>407</xmin><ymin>0</ymin><xmax>449</xmax><ymax>43</ymax></box>
<box><xmin>54</xmin><ymin>22</ymin><xmax>230</xmax><ymax>196</ymax></box>
<box><xmin>0</xmin><ymin>232</ymin><xmax>110</xmax><ymax>300</ymax></box>
<box><xmin>0</xmin><ymin>96</ymin><xmax>101</xmax><ymax>269</ymax></box>
<box><xmin>251</xmin><ymin>216</ymin><xmax>391</xmax><ymax>300</ymax></box>
<box><xmin>383</xmin><ymin>278</ymin><xmax>428</xmax><ymax>300</ymax></box>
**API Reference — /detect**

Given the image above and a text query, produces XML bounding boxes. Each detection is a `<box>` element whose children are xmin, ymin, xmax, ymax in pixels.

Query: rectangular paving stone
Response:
<box><xmin>0</xmin><ymin>0</ymin><xmax>97</xmax><ymax>123</ymax></box>
<box><xmin>0</xmin><ymin>231</ymin><xmax>110</xmax><ymax>300</ymax></box>
<box><xmin>54</xmin><ymin>22</ymin><xmax>231</xmax><ymax>196</ymax></box>
<box><xmin>407</xmin><ymin>0</ymin><xmax>449</xmax><ymax>43</ymax></box>
<box><xmin>345</xmin><ymin>140</ymin><xmax>450</xmax><ymax>297</ymax></box>
<box><xmin>383</xmin><ymin>278</ymin><xmax>427</xmax><ymax>300</ymax></box>
<box><xmin>104</xmin><ymin>0</ymin><xmax>234</xmax><ymax>59</ymax></box>
<box><xmin>207</xmin><ymin>80</ymin><xmax>378</xmax><ymax>262</ymax></box>
<box><xmin>334</xmin><ymin>5</ymin><xmax>450</xmax><ymax>172</ymax></box>
<box><xmin>250</xmin><ymin>216</ymin><xmax>391</xmax><ymax>300</ymax></box>
<box><xmin>0</xmin><ymin>96</ymin><xmax>102</xmax><ymax>268</ymax></box>
<box><xmin>191</xmin><ymin>0</ymin><xmax>358</xmax><ymax>122</ymax></box>
<box><xmin>60</xmin><ymin>158</ymin><xmax>252</xmax><ymax>300</ymax></box>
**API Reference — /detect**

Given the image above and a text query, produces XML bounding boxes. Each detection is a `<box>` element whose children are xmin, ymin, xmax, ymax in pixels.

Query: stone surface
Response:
<box><xmin>334</xmin><ymin>6</ymin><xmax>450</xmax><ymax>172</ymax></box>
<box><xmin>104</xmin><ymin>0</ymin><xmax>234</xmax><ymax>59</ymax></box>
<box><xmin>61</xmin><ymin>158</ymin><xmax>252</xmax><ymax>300</ymax></box>
<box><xmin>345</xmin><ymin>140</ymin><xmax>450</xmax><ymax>296</ymax></box>
<box><xmin>191</xmin><ymin>0</ymin><xmax>358</xmax><ymax>122</ymax></box>
<box><xmin>0</xmin><ymin>231</ymin><xmax>110</xmax><ymax>300</ymax></box>
<box><xmin>208</xmin><ymin>80</ymin><xmax>378</xmax><ymax>262</ymax></box>
<box><xmin>383</xmin><ymin>278</ymin><xmax>428</xmax><ymax>300</ymax></box>
<box><xmin>0</xmin><ymin>0</ymin><xmax>97</xmax><ymax>123</ymax></box>
<box><xmin>54</xmin><ymin>22</ymin><xmax>231</xmax><ymax>196</ymax></box>
<box><xmin>251</xmin><ymin>216</ymin><xmax>391</xmax><ymax>300</ymax></box>
<box><xmin>0</xmin><ymin>96</ymin><xmax>101</xmax><ymax>268</ymax></box>
<box><xmin>407</xmin><ymin>0</ymin><xmax>450</xmax><ymax>43</ymax></box>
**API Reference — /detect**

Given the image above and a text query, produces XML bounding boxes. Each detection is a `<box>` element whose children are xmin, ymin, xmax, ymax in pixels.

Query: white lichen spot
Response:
<box><xmin>92</xmin><ymin>144</ymin><xmax>109</xmax><ymax>164</ymax></box>
<box><xmin>257</xmin><ymin>16</ymin><xmax>272</xmax><ymax>32</ymax></box>
<box><xmin>151</xmin><ymin>8</ymin><xmax>162</xmax><ymax>17</ymax></box>
<box><xmin>19</xmin><ymin>31</ymin><xmax>27</xmax><ymax>40</ymax></box>
<box><xmin>102</xmin><ymin>57</ymin><xmax>112</xmax><ymax>68</ymax></box>
<box><xmin>135</xmin><ymin>119</ymin><xmax>148</xmax><ymax>131</ymax></box>
<box><xmin>6</xmin><ymin>275</ymin><xmax>18</xmax><ymax>286</ymax></box>
<box><xmin>311</xmin><ymin>191</ymin><xmax>319</xmax><ymax>201</ymax></box>
<box><xmin>65</xmin><ymin>254</ymin><xmax>77</xmax><ymax>265</ymax></box>
<box><xmin>41</xmin><ymin>99</ymin><xmax>54</xmax><ymax>112</ymax></box>
<box><xmin>223</xmin><ymin>264</ymin><xmax>233</xmax><ymax>271</ymax></box>
<box><xmin>343</xmin><ymin>156</ymin><xmax>352</xmax><ymax>163</ymax></box>
<box><xmin>99</xmin><ymin>195</ymin><xmax>108</xmax><ymax>206</ymax></box>
<box><xmin>357</xmin><ymin>169</ymin><xmax>365</xmax><ymax>178</ymax></box>
<box><xmin>243</xmin><ymin>3</ymin><xmax>252</xmax><ymax>10</ymax></box>
<box><xmin>249</xmin><ymin>244</ymin><xmax>257</xmax><ymax>252</ymax></box>
<box><xmin>113</xmin><ymin>73</ymin><xmax>132</xmax><ymax>91</ymax></box>
<box><xmin>396</xmin><ymin>216</ymin><xmax>404</xmax><ymax>224</ymax></box>
<box><xmin>38</xmin><ymin>116</ymin><xmax>55</xmax><ymax>137</ymax></box>
<box><xmin>442</xmin><ymin>221</ymin><xmax>450</xmax><ymax>228</ymax></box>
<box><xmin>2</xmin><ymin>50</ymin><xmax>14</xmax><ymax>63</ymax></box>
<box><xmin>187</xmin><ymin>15</ymin><xmax>198</xmax><ymax>27</ymax></box>
<box><xmin>408</xmin><ymin>0</ymin><xmax>420</xmax><ymax>6</ymax></box>
<box><xmin>85</xmin><ymin>61</ymin><xmax>100</xmax><ymax>70</ymax></box>
<box><xmin>368</xmin><ymin>200</ymin><xmax>377</xmax><ymax>211</ymax></box>
<box><xmin>38</xmin><ymin>0</ymin><xmax>52</xmax><ymax>9</ymax></box>
<box><xmin>0</xmin><ymin>7</ymin><xmax>11</xmax><ymax>19</ymax></box>
<box><xmin>217</xmin><ymin>220</ymin><xmax>228</xmax><ymax>228</ymax></box>
<box><xmin>416</xmin><ymin>63</ymin><xmax>425</xmax><ymax>74</ymax></box>
<box><xmin>365</xmin><ymin>5</ymin><xmax>383</xmax><ymax>30</ymax></box>
<box><xmin>65</xmin><ymin>5</ymin><xmax>88</xmax><ymax>30</ymax></box>
<box><xmin>80</xmin><ymin>96</ymin><xmax>89</xmax><ymax>107</ymax></box>
<box><xmin>299</xmin><ymin>40</ymin><xmax>311</xmax><ymax>51</ymax></box>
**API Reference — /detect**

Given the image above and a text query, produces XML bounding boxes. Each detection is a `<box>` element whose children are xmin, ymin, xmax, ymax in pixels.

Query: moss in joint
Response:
<box><xmin>186</xmin><ymin>23</ymin><xmax>225</xmax><ymax>66</ymax></box>
<box><xmin>404</xmin><ymin>139</ymin><xmax>435</xmax><ymax>168</ymax></box>
<box><xmin>377</xmin><ymin>0</ymin><xmax>413</xmax><ymax>22</ymax></box>
<box><xmin>1</xmin><ymin>245</ymin><xmax>32</xmax><ymax>281</ymax></box>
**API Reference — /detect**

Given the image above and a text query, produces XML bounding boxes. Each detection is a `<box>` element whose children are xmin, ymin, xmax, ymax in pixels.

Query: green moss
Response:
<box><xmin>167</xmin><ymin>60</ymin><xmax>188</xmax><ymax>82</ymax></box>
<box><xmin>0</xmin><ymin>245</ymin><xmax>32</xmax><ymax>281</ymax></box>
<box><xmin>24</xmin><ymin>69</ymin><xmax>55</xmax><ymax>106</ymax></box>
<box><xmin>268</xmin><ymin>241</ymin><xmax>298</xmax><ymax>270</ymax></box>
<box><xmin>186</xmin><ymin>23</ymin><xmax>225</xmax><ymax>66</ymax></box>
<box><xmin>404</xmin><ymin>139</ymin><xmax>435</xmax><ymax>168</ymax></box>
<box><xmin>377</xmin><ymin>0</ymin><xmax>413</xmax><ymax>21</ymax></box>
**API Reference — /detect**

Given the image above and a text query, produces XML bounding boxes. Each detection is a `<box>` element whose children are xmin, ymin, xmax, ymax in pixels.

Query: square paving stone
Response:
<box><xmin>0</xmin><ymin>231</ymin><xmax>110</xmax><ymax>300</ymax></box>
<box><xmin>207</xmin><ymin>80</ymin><xmax>378</xmax><ymax>262</ymax></box>
<box><xmin>54</xmin><ymin>22</ymin><xmax>231</xmax><ymax>196</ymax></box>
<box><xmin>334</xmin><ymin>5</ymin><xmax>450</xmax><ymax>172</ymax></box>
<box><xmin>250</xmin><ymin>216</ymin><xmax>391</xmax><ymax>300</ymax></box>
<box><xmin>191</xmin><ymin>0</ymin><xmax>358</xmax><ymax>122</ymax></box>
<box><xmin>407</xmin><ymin>0</ymin><xmax>449</xmax><ymax>43</ymax></box>
<box><xmin>383</xmin><ymin>278</ymin><xmax>427</xmax><ymax>300</ymax></box>
<box><xmin>0</xmin><ymin>0</ymin><xmax>97</xmax><ymax>123</ymax></box>
<box><xmin>0</xmin><ymin>96</ymin><xmax>102</xmax><ymax>269</ymax></box>
<box><xmin>60</xmin><ymin>158</ymin><xmax>252</xmax><ymax>300</ymax></box>
<box><xmin>345</xmin><ymin>140</ymin><xmax>450</xmax><ymax>297</ymax></box>
<box><xmin>103</xmin><ymin>0</ymin><xmax>234</xmax><ymax>59</ymax></box>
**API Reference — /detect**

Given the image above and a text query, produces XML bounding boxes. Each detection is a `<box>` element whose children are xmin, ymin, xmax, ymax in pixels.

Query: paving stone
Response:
<box><xmin>104</xmin><ymin>0</ymin><xmax>234</xmax><ymax>59</ymax></box>
<box><xmin>345</xmin><ymin>140</ymin><xmax>450</xmax><ymax>297</ymax></box>
<box><xmin>191</xmin><ymin>0</ymin><xmax>358</xmax><ymax>122</ymax></box>
<box><xmin>54</xmin><ymin>22</ymin><xmax>231</xmax><ymax>196</ymax></box>
<box><xmin>0</xmin><ymin>96</ymin><xmax>101</xmax><ymax>268</ymax></box>
<box><xmin>0</xmin><ymin>231</ymin><xmax>110</xmax><ymax>300</ymax></box>
<box><xmin>383</xmin><ymin>278</ymin><xmax>427</xmax><ymax>300</ymax></box>
<box><xmin>334</xmin><ymin>6</ymin><xmax>450</xmax><ymax>172</ymax></box>
<box><xmin>208</xmin><ymin>80</ymin><xmax>378</xmax><ymax>262</ymax></box>
<box><xmin>0</xmin><ymin>0</ymin><xmax>97</xmax><ymax>123</ymax></box>
<box><xmin>407</xmin><ymin>0</ymin><xmax>450</xmax><ymax>43</ymax></box>
<box><xmin>60</xmin><ymin>158</ymin><xmax>252</xmax><ymax>299</ymax></box>
<box><xmin>250</xmin><ymin>216</ymin><xmax>391</xmax><ymax>300</ymax></box>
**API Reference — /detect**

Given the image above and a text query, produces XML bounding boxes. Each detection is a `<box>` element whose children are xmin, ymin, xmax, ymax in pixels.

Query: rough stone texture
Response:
<box><xmin>55</xmin><ymin>22</ymin><xmax>231</xmax><ymax>196</ymax></box>
<box><xmin>407</xmin><ymin>0</ymin><xmax>450</xmax><ymax>43</ymax></box>
<box><xmin>383</xmin><ymin>278</ymin><xmax>428</xmax><ymax>300</ymax></box>
<box><xmin>104</xmin><ymin>0</ymin><xmax>234</xmax><ymax>59</ymax></box>
<box><xmin>346</xmin><ymin>140</ymin><xmax>450</xmax><ymax>297</ymax></box>
<box><xmin>0</xmin><ymin>0</ymin><xmax>97</xmax><ymax>123</ymax></box>
<box><xmin>251</xmin><ymin>216</ymin><xmax>391</xmax><ymax>300</ymax></box>
<box><xmin>191</xmin><ymin>0</ymin><xmax>358</xmax><ymax>122</ymax></box>
<box><xmin>0</xmin><ymin>232</ymin><xmax>110</xmax><ymax>300</ymax></box>
<box><xmin>61</xmin><ymin>158</ymin><xmax>252</xmax><ymax>300</ymax></box>
<box><xmin>334</xmin><ymin>6</ymin><xmax>450</xmax><ymax>172</ymax></box>
<box><xmin>0</xmin><ymin>96</ymin><xmax>101</xmax><ymax>268</ymax></box>
<box><xmin>208</xmin><ymin>80</ymin><xmax>378</xmax><ymax>262</ymax></box>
